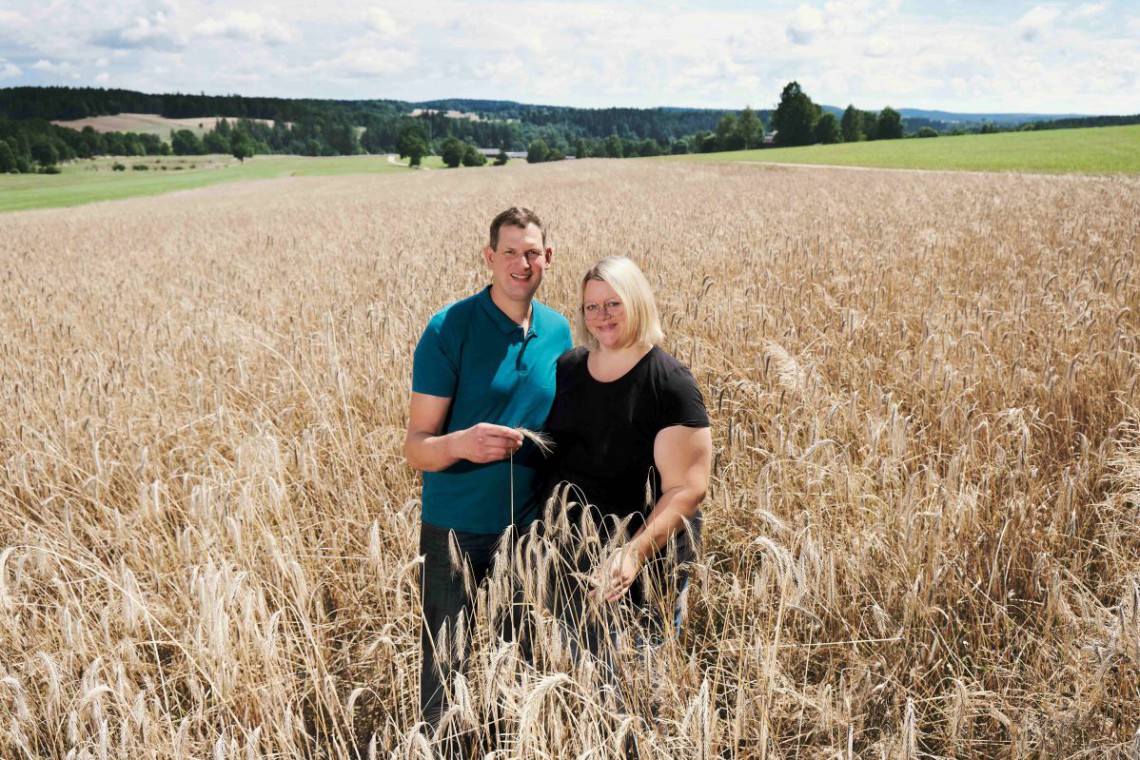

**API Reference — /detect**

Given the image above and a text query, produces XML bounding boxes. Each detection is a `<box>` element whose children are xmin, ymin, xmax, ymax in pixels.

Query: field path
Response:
<box><xmin>734</xmin><ymin>159</ymin><xmax>1123</xmax><ymax>179</ymax></box>
<box><xmin>386</xmin><ymin>153</ymin><xmax>432</xmax><ymax>170</ymax></box>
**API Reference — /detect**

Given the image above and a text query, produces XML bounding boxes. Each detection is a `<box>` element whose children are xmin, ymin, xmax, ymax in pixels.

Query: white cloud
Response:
<box><xmin>194</xmin><ymin>11</ymin><xmax>298</xmax><ymax>45</ymax></box>
<box><xmin>310</xmin><ymin>47</ymin><xmax>418</xmax><ymax>77</ymax></box>
<box><xmin>821</xmin><ymin>0</ymin><xmax>901</xmax><ymax>35</ymax></box>
<box><xmin>787</xmin><ymin>4</ymin><xmax>825</xmax><ymax>44</ymax></box>
<box><xmin>0</xmin><ymin>8</ymin><xmax>31</xmax><ymax>48</ymax></box>
<box><xmin>31</xmin><ymin>58</ymin><xmax>81</xmax><ymax>78</ymax></box>
<box><xmin>0</xmin><ymin>9</ymin><xmax>26</xmax><ymax>27</ymax></box>
<box><xmin>1016</xmin><ymin>6</ymin><xmax>1061</xmax><ymax>42</ymax></box>
<box><xmin>1069</xmin><ymin>2</ymin><xmax>1108</xmax><ymax>20</ymax></box>
<box><xmin>863</xmin><ymin>36</ymin><xmax>890</xmax><ymax>58</ymax></box>
<box><xmin>94</xmin><ymin>11</ymin><xmax>186</xmax><ymax>50</ymax></box>
<box><xmin>473</xmin><ymin>53</ymin><xmax>526</xmax><ymax>83</ymax></box>
<box><xmin>95</xmin><ymin>57</ymin><xmax>109</xmax><ymax>67</ymax></box>
<box><xmin>0</xmin><ymin>58</ymin><xmax>22</xmax><ymax>79</ymax></box>
<box><xmin>364</xmin><ymin>7</ymin><xmax>400</xmax><ymax>38</ymax></box>
<box><xmin>94</xmin><ymin>71</ymin><xmax>109</xmax><ymax>83</ymax></box>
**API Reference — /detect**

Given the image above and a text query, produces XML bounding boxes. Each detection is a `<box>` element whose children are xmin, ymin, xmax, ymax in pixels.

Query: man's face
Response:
<box><xmin>484</xmin><ymin>223</ymin><xmax>552</xmax><ymax>306</ymax></box>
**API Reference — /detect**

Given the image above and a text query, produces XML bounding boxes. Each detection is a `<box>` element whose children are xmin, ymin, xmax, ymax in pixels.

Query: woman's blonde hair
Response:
<box><xmin>575</xmin><ymin>256</ymin><xmax>664</xmax><ymax>350</ymax></box>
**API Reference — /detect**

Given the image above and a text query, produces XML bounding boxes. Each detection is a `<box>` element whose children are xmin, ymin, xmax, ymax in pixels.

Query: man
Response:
<box><xmin>405</xmin><ymin>207</ymin><xmax>572</xmax><ymax>733</ymax></box>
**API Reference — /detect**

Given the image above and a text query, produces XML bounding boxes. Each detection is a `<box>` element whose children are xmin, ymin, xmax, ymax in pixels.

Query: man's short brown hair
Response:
<box><xmin>489</xmin><ymin>207</ymin><xmax>546</xmax><ymax>250</ymax></box>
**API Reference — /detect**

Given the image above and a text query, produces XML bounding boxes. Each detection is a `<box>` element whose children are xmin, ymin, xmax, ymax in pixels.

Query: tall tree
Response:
<box><xmin>771</xmin><ymin>81</ymin><xmax>819</xmax><ymax>147</ymax></box>
<box><xmin>203</xmin><ymin>128</ymin><xmax>230</xmax><ymax>153</ymax></box>
<box><xmin>813</xmin><ymin>112</ymin><xmax>841</xmax><ymax>144</ymax></box>
<box><xmin>604</xmin><ymin>135</ymin><xmax>624</xmax><ymax>158</ymax></box>
<box><xmin>462</xmin><ymin>143</ymin><xmax>487</xmax><ymax>166</ymax></box>
<box><xmin>30</xmin><ymin>139</ymin><xmax>59</xmax><ymax>167</ymax></box>
<box><xmin>170</xmin><ymin>129</ymin><xmax>203</xmax><ymax>156</ymax></box>
<box><xmin>737</xmin><ymin>106</ymin><xmax>764</xmax><ymax>149</ymax></box>
<box><xmin>840</xmin><ymin>105</ymin><xmax>862</xmax><ymax>142</ymax></box>
<box><xmin>231</xmin><ymin>133</ymin><xmax>254</xmax><ymax>163</ymax></box>
<box><xmin>861</xmin><ymin>109</ymin><xmax>881</xmax><ymax>140</ymax></box>
<box><xmin>715</xmin><ymin>113</ymin><xmax>744</xmax><ymax>151</ymax></box>
<box><xmin>439</xmin><ymin>136</ymin><xmax>466</xmax><ymax>168</ymax></box>
<box><xmin>692</xmin><ymin>131</ymin><xmax>717</xmax><ymax>153</ymax></box>
<box><xmin>877</xmin><ymin>107</ymin><xmax>904</xmax><ymax>139</ymax></box>
<box><xmin>0</xmin><ymin>140</ymin><xmax>16</xmax><ymax>173</ymax></box>
<box><xmin>527</xmin><ymin>139</ymin><xmax>550</xmax><ymax>163</ymax></box>
<box><xmin>396</xmin><ymin>122</ymin><xmax>429</xmax><ymax>166</ymax></box>
<box><xmin>636</xmin><ymin>137</ymin><xmax>663</xmax><ymax>157</ymax></box>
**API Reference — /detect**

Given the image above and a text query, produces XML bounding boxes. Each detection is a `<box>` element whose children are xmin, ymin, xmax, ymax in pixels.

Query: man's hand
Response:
<box><xmin>406</xmin><ymin>393</ymin><xmax>527</xmax><ymax>472</ymax></box>
<box><xmin>448</xmin><ymin>423</ymin><xmax>524</xmax><ymax>464</ymax></box>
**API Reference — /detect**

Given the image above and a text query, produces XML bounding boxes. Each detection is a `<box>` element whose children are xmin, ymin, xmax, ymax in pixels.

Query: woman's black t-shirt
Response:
<box><xmin>537</xmin><ymin>345</ymin><xmax>710</xmax><ymax>534</ymax></box>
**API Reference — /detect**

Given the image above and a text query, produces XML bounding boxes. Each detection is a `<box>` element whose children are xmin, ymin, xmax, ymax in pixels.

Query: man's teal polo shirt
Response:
<box><xmin>412</xmin><ymin>286</ymin><xmax>572</xmax><ymax>534</ymax></box>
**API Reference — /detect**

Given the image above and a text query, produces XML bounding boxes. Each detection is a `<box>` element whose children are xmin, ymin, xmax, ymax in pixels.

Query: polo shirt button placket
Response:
<box><xmin>516</xmin><ymin>328</ymin><xmax>536</xmax><ymax>376</ymax></box>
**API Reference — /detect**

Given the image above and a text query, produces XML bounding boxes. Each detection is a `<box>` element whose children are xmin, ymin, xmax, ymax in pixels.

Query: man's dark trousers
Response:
<box><xmin>419</xmin><ymin>521</ymin><xmax>519</xmax><ymax>736</ymax></box>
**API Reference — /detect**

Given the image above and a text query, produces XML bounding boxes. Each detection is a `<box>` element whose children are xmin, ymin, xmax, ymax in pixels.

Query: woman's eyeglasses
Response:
<box><xmin>583</xmin><ymin>299</ymin><xmax>624</xmax><ymax>320</ymax></box>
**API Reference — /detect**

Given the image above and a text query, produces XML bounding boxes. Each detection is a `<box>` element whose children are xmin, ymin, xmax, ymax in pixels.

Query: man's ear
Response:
<box><xmin>544</xmin><ymin>247</ymin><xmax>553</xmax><ymax>265</ymax></box>
<box><xmin>483</xmin><ymin>245</ymin><xmax>495</xmax><ymax>267</ymax></box>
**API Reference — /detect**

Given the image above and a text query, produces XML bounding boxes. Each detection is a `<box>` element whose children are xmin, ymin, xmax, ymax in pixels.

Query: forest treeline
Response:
<box><xmin>0</xmin><ymin>86</ymin><xmax>747</xmax><ymax>170</ymax></box>
<box><xmin>1</xmin><ymin>85</ymin><xmax>1136</xmax><ymax>173</ymax></box>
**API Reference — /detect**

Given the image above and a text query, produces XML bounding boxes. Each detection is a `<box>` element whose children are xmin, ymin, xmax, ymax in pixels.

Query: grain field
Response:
<box><xmin>1</xmin><ymin>160</ymin><xmax>1139</xmax><ymax>758</ymax></box>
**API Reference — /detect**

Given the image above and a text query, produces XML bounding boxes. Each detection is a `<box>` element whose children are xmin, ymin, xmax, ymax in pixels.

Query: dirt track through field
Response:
<box><xmin>735</xmin><ymin>158</ymin><xmax>1137</xmax><ymax>180</ymax></box>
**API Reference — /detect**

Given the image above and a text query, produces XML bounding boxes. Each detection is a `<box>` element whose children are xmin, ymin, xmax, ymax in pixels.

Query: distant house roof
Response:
<box><xmin>476</xmin><ymin>148</ymin><xmax>527</xmax><ymax>158</ymax></box>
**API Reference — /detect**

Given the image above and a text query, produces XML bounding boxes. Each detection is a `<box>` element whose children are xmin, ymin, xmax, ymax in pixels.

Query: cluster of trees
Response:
<box><xmin>528</xmin><ymin>134</ymin><xmax>679</xmax><ymax>162</ymax></box>
<box><xmin>527</xmin><ymin>83</ymin><xmax>915</xmax><ymax>160</ymax></box>
<box><xmin>0</xmin><ymin>116</ymin><xmax>168</xmax><ymax>173</ymax></box>
<box><xmin>767</xmin><ymin>82</ymin><xmax>903</xmax><ymax>147</ymax></box>
<box><xmin>438</xmin><ymin>136</ymin><xmax>487</xmax><ymax>167</ymax></box>
<box><xmin>169</xmin><ymin>113</ymin><xmax>363</xmax><ymax>158</ymax></box>
<box><xmin>417</xmin><ymin>100</ymin><xmax>743</xmax><ymax>144</ymax></box>
<box><xmin>688</xmin><ymin>106</ymin><xmax>767</xmax><ymax>153</ymax></box>
<box><xmin>369</xmin><ymin>105</ymin><xmax>745</xmax><ymax>158</ymax></box>
<box><xmin>522</xmin><ymin>107</ymin><xmax>769</xmax><ymax>162</ymax></box>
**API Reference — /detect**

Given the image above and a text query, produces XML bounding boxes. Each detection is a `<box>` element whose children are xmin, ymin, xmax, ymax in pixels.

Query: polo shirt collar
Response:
<box><xmin>477</xmin><ymin>286</ymin><xmax>540</xmax><ymax>336</ymax></box>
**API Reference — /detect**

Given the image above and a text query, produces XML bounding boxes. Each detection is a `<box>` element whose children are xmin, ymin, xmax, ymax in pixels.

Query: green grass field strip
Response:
<box><xmin>0</xmin><ymin>154</ymin><xmax>424</xmax><ymax>213</ymax></box>
<box><xmin>679</xmin><ymin>124</ymin><xmax>1140</xmax><ymax>174</ymax></box>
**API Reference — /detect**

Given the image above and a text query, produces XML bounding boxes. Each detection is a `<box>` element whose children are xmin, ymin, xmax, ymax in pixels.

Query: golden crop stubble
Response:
<box><xmin>0</xmin><ymin>161</ymin><xmax>1138</xmax><ymax>758</ymax></box>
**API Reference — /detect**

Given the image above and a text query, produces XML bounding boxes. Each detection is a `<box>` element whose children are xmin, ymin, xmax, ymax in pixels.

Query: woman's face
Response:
<box><xmin>582</xmin><ymin>279</ymin><xmax>627</xmax><ymax>350</ymax></box>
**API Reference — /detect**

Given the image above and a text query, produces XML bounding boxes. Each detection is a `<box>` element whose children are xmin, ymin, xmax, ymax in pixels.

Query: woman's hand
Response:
<box><xmin>600</xmin><ymin>542</ymin><xmax>646</xmax><ymax>603</ymax></box>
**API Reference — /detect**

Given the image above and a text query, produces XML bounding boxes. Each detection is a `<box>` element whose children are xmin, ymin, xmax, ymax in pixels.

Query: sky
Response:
<box><xmin>0</xmin><ymin>0</ymin><xmax>1137</xmax><ymax>115</ymax></box>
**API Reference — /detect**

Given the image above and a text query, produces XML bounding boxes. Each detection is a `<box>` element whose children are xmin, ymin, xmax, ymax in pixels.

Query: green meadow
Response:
<box><xmin>0</xmin><ymin>154</ymin><xmax>454</xmax><ymax>213</ymax></box>
<box><xmin>4</xmin><ymin>124</ymin><xmax>1136</xmax><ymax>214</ymax></box>
<box><xmin>682</xmin><ymin>124</ymin><xmax>1140</xmax><ymax>174</ymax></box>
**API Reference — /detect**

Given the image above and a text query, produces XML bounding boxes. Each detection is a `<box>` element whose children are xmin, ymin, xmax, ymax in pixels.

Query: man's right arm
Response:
<box><xmin>405</xmin><ymin>392</ymin><xmax>525</xmax><ymax>472</ymax></box>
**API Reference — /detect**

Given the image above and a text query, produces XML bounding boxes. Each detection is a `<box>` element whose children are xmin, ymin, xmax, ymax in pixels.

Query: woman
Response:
<box><xmin>536</xmin><ymin>255</ymin><xmax>712</xmax><ymax>652</ymax></box>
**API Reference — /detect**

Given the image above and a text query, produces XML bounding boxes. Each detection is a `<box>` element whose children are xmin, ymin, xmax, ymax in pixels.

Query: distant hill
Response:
<box><xmin>896</xmin><ymin>108</ymin><xmax>1090</xmax><ymax>124</ymax></box>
